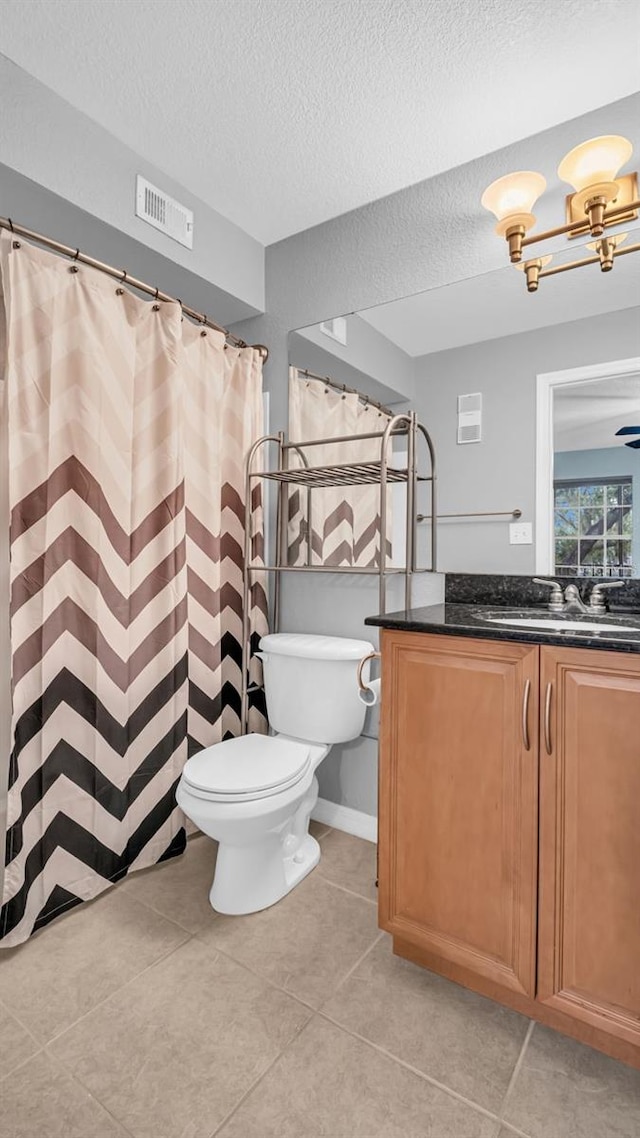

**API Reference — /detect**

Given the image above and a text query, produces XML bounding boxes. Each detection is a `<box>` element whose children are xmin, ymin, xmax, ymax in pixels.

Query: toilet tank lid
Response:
<box><xmin>259</xmin><ymin>633</ymin><xmax>374</xmax><ymax>661</ymax></box>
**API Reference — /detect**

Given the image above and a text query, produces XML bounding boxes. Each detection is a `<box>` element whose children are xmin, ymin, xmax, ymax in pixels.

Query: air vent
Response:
<box><xmin>319</xmin><ymin>317</ymin><xmax>347</xmax><ymax>345</ymax></box>
<box><xmin>135</xmin><ymin>176</ymin><xmax>194</xmax><ymax>249</ymax></box>
<box><xmin>457</xmin><ymin>392</ymin><xmax>482</xmax><ymax>444</ymax></box>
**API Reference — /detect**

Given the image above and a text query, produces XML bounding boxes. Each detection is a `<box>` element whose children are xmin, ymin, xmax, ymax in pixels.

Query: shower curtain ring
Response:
<box><xmin>154</xmin><ymin>286</ymin><xmax>159</xmax><ymax>301</ymax></box>
<box><xmin>8</xmin><ymin>219</ymin><xmax>21</xmax><ymax>249</ymax></box>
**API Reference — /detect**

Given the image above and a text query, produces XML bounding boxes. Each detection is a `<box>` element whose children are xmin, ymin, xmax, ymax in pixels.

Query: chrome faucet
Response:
<box><xmin>534</xmin><ymin>577</ymin><xmax>624</xmax><ymax>615</ymax></box>
<box><xmin>533</xmin><ymin>578</ymin><xmax>565</xmax><ymax>612</ymax></box>
<box><xmin>561</xmin><ymin>584</ymin><xmax>590</xmax><ymax>614</ymax></box>
<box><xmin>588</xmin><ymin>579</ymin><xmax>624</xmax><ymax>614</ymax></box>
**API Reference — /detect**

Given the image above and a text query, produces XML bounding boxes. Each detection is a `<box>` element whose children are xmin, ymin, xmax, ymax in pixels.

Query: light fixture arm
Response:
<box><xmin>519</xmin><ymin>240</ymin><xmax>640</xmax><ymax>291</ymax></box>
<box><xmin>519</xmin><ymin>195</ymin><xmax>640</xmax><ymax>253</ymax></box>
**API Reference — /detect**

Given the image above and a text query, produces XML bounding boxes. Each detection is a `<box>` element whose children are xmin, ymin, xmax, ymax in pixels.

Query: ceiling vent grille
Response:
<box><xmin>457</xmin><ymin>392</ymin><xmax>482</xmax><ymax>444</ymax></box>
<box><xmin>135</xmin><ymin>176</ymin><xmax>194</xmax><ymax>249</ymax></box>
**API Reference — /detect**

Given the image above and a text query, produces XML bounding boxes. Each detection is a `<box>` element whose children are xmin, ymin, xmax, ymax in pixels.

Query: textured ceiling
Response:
<box><xmin>358</xmin><ymin>225</ymin><xmax>640</xmax><ymax>356</ymax></box>
<box><xmin>554</xmin><ymin>375</ymin><xmax>640</xmax><ymax>452</ymax></box>
<box><xmin>0</xmin><ymin>0</ymin><xmax>639</xmax><ymax>244</ymax></box>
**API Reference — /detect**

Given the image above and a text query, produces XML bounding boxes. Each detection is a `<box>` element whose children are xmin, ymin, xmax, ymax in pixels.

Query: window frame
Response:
<box><xmin>553</xmin><ymin>475</ymin><xmax>633</xmax><ymax>577</ymax></box>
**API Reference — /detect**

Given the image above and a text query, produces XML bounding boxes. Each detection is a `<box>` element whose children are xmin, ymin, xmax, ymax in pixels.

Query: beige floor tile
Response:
<box><xmin>309</xmin><ymin>819</ymin><xmax>331</xmax><ymax>839</ymax></box>
<box><xmin>0</xmin><ymin>999</ymin><xmax>39</xmax><ymax>1081</ymax></box>
<box><xmin>217</xmin><ymin>1016</ymin><xmax>500</xmax><ymax>1138</ymax></box>
<box><xmin>317</xmin><ymin>828</ymin><xmax>378</xmax><ymax>900</ymax></box>
<box><xmin>323</xmin><ymin>937</ymin><xmax>529</xmax><ymax>1112</ymax></box>
<box><xmin>199</xmin><ymin>871</ymin><xmax>380</xmax><ymax>1007</ymax></box>
<box><xmin>0</xmin><ymin>888</ymin><xmax>188</xmax><ymax>1043</ymax></box>
<box><xmin>123</xmin><ymin>833</ymin><xmax>220</xmax><ymax>932</ymax></box>
<box><xmin>503</xmin><ymin>1024</ymin><xmax>640</xmax><ymax>1138</ymax></box>
<box><xmin>0</xmin><ymin>1051</ymin><xmax>126</xmax><ymax>1137</ymax></box>
<box><xmin>50</xmin><ymin>936</ymin><xmax>311</xmax><ymax>1138</ymax></box>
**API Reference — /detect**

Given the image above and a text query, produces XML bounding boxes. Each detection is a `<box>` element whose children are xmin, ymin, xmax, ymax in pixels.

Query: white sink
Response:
<box><xmin>485</xmin><ymin>615</ymin><xmax>637</xmax><ymax>633</ymax></box>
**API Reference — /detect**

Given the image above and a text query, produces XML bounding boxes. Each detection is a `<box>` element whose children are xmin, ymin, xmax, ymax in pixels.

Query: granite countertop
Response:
<box><xmin>365</xmin><ymin>575</ymin><xmax>640</xmax><ymax>654</ymax></box>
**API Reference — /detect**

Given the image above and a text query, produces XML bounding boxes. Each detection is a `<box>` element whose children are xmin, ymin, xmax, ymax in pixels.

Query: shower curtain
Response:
<box><xmin>287</xmin><ymin>367</ymin><xmax>392</xmax><ymax>566</ymax></box>
<box><xmin>0</xmin><ymin>232</ymin><xmax>267</xmax><ymax>947</ymax></box>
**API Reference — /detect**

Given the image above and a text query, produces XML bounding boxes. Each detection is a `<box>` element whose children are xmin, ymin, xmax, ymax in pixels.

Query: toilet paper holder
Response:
<box><xmin>357</xmin><ymin>651</ymin><xmax>381</xmax><ymax>695</ymax></box>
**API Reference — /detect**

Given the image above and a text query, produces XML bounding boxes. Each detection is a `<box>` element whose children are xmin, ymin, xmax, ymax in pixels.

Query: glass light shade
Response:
<box><xmin>558</xmin><ymin>135</ymin><xmax>632</xmax><ymax>196</ymax></box>
<box><xmin>481</xmin><ymin>171</ymin><xmax>547</xmax><ymax>232</ymax></box>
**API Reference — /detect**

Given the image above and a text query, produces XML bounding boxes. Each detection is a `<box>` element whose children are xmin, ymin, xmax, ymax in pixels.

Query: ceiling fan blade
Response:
<box><xmin>624</xmin><ymin>438</ymin><xmax>640</xmax><ymax>448</ymax></box>
<box><xmin>615</xmin><ymin>426</ymin><xmax>640</xmax><ymax>436</ymax></box>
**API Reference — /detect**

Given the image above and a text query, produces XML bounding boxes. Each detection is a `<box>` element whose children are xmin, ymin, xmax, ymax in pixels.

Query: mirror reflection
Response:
<box><xmin>289</xmin><ymin>227</ymin><xmax>640</xmax><ymax>577</ymax></box>
<box><xmin>553</xmin><ymin>374</ymin><xmax>638</xmax><ymax>578</ymax></box>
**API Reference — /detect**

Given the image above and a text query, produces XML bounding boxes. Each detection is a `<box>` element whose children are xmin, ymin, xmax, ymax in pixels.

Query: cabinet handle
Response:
<box><xmin>544</xmin><ymin>681</ymin><xmax>553</xmax><ymax>755</ymax></box>
<box><xmin>521</xmin><ymin>679</ymin><xmax>531</xmax><ymax>751</ymax></box>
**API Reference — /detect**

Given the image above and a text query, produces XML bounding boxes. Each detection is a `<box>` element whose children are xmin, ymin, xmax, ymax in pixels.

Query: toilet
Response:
<box><xmin>176</xmin><ymin>632</ymin><xmax>374</xmax><ymax>915</ymax></box>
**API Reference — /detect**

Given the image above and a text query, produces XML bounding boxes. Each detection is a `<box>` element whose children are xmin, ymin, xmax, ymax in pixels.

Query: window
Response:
<box><xmin>554</xmin><ymin>478</ymin><xmax>633</xmax><ymax>577</ymax></box>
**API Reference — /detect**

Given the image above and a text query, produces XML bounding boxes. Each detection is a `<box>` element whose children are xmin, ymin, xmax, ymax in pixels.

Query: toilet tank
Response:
<box><xmin>258</xmin><ymin>633</ymin><xmax>375</xmax><ymax>744</ymax></box>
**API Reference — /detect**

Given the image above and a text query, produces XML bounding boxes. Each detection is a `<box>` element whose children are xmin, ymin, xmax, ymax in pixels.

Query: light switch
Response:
<box><xmin>509</xmin><ymin>522</ymin><xmax>533</xmax><ymax>545</ymax></box>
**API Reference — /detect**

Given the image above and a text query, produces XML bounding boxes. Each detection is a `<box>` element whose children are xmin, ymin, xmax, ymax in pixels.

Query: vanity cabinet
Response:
<box><xmin>378</xmin><ymin>630</ymin><xmax>640</xmax><ymax>1067</ymax></box>
<box><xmin>537</xmin><ymin>646</ymin><xmax>640</xmax><ymax>1052</ymax></box>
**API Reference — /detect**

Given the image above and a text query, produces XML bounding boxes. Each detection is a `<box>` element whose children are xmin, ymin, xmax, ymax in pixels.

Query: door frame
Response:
<box><xmin>535</xmin><ymin>356</ymin><xmax>640</xmax><ymax>575</ymax></box>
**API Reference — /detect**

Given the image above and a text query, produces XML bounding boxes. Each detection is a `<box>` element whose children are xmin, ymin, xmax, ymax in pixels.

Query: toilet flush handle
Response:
<box><xmin>357</xmin><ymin>651</ymin><xmax>381</xmax><ymax>695</ymax></box>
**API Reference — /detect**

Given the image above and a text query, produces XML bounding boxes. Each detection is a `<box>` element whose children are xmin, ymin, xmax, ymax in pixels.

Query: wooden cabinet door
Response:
<box><xmin>538</xmin><ymin>646</ymin><xmax>640</xmax><ymax>1049</ymax></box>
<box><xmin>379</xmin><ymin>630</ymin><xmax>539</xmax><ymax>997</ymax></box>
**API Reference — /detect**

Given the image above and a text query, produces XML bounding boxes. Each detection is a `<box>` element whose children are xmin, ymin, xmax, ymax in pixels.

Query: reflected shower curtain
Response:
<box><xmin>287</xmin><ymin>367</ymin><xmax>392</xmax><ymax>566</ymax></box>
<box><xmin>0</xmin><ymin>232</ymin><xmax>267</xmax><ymax>946</ymax></box>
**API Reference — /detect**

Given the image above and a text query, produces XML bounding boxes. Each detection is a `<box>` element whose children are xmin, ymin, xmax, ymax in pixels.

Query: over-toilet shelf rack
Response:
<box><xmin>240</xmin><ymin>412</ymin><xmax>437</xmax><ymax>730</ymax></box>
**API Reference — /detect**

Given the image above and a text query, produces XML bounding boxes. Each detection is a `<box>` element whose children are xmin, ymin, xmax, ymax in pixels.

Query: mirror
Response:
<box><xmin>288</xmin><ymin>225</ymin><xmax>640</xmax><ymax>577</ymax></box>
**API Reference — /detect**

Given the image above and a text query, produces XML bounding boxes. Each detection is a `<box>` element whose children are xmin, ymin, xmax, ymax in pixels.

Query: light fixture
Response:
<box><xmin>586</xmin><ymin>232</ymin><xmax>627</xmax><ymax>272</ymax></box>
<box><xmin>482</xmin><ymin>134</ymin><xmax>639</xmax><ymax>291</ymax></box>
<box><xmin>481</xmin><ymin>172</ymin><xmax>547</xmax><ymax>262</ymax></box>
<box><xmin>515</xmin><ymin>255</ymin><xmax>552</xmax><ymax>292</ymax></box>
<box><xmin>558</xmin><ymin>136</ymin><xmax>632</xmax><ymax>235</ymax></box>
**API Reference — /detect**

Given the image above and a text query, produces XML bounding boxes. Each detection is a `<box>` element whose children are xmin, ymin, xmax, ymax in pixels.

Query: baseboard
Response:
<box><xmin>311</xmin><ymin>797</ymin><xmax>377</xmax><ymax>843</ymax></box>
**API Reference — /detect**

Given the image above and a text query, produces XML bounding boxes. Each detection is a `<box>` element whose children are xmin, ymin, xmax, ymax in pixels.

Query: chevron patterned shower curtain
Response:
<box><xmin>0</xmin><ymin>232</ymin><xmax>267</xmax><ymax>946</ymax></box>
<box><xmin>287</xmin><ymin>368</ymin><xmax>392</xmax><ymax>566</ymax></box>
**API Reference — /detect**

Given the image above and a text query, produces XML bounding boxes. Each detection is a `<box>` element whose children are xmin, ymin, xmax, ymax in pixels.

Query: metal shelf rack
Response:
<box><xmin>240</xmin><ymin>412</ymin><xmax>437</xmax><ymax>730</ymax></box>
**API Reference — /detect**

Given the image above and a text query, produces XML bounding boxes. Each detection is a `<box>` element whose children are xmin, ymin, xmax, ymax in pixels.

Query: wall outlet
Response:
<box><xmin>509</xmin><ymin>522</ymin><xmax>533</xmax><ymax>545</ymax></box>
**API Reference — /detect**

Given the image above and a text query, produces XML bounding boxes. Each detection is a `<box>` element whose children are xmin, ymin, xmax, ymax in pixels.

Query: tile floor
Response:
<box><xmin>0</xmin><ymin>825</ymin><xmax>639</xmax><ymax>1138</ymax></box>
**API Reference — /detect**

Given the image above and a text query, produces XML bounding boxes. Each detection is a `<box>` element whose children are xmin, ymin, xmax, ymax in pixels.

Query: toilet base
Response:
<box><xmin>210</xmin><ymin>832</ymin><xmax>320</xmax><ymax>915</ymax></box>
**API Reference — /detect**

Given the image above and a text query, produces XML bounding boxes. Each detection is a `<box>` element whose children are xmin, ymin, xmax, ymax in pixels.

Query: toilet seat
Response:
<box><xmin>182</xmin><ymin>734</ymin><xmax>312</xmax><ymax>802</ymax></box>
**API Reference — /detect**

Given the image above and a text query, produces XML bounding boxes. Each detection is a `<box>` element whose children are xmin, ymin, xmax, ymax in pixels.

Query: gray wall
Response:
<box><xmin>411</xmin><ymin>307</ymin><xmax>640</xmax><ymax>575</ymax></box>
<box><xmin>296</xmin><ymin>314</ymin><xmax>415</xmax><ymax>401</ymax></box>
<box><xmin>0</xmin><ymin>165</ymin><xmax>260</xmax><ymax>328</ymax></box>
<box><xmin>288</xmin><ymin>331</ymin><xmax>410</xmax><ymax>412</ymax></box>
<box><xmin>232</xmin><ymin>93</ymin><xmax>640</xmax><ymax>428</ymax></box>
<box><xmin>229</xmin><ymin>92</ymin><xmax>640</xmax><ymax>818</ymax></box>
<box><xmin>554</xmin><ymin>446</ymin><xmax>640</xmax><ymax>574</ymax></box>
<box><xmin>0</xmin><ymin>56</ymin><xmax>265</xmax><ymax>315</ymax></box>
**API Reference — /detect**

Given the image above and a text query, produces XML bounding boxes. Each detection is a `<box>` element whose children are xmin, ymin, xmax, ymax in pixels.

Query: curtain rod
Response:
<box><xmin>0</xmin><ymin>216</ymin><xmax>269</xmax><ymax>362</ymax></box>
<box><xmin>293</xmin><ymin>366</ymin><xmax>394</xmax><ymax>416</ymax></box>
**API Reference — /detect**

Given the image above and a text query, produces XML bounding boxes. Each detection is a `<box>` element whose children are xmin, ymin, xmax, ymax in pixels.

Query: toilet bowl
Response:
<box><xmin>176</xmin><ymin>633</ymin><xmax>374</xmax><ymax>915</ymax></box>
